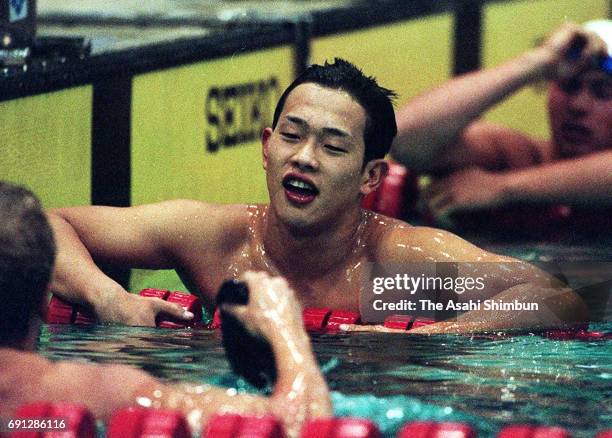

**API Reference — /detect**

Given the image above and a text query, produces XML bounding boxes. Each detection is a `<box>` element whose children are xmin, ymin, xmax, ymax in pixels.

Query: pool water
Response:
<box><xmin>37</xmin><ymin>242</ymin><xmax>612</xmax><ymax>437</ymax></box>
<box><xmin>37</xmin><ymin>322</ymin><xmax>612</xmax><ymax>437</ymax></box>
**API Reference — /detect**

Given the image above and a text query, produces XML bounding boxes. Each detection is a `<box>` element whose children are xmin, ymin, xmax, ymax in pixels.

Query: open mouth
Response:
<box><xmin>282</xmin><ymin>175</ymin><xmax>319</xmax><ymax>205</ymax></box>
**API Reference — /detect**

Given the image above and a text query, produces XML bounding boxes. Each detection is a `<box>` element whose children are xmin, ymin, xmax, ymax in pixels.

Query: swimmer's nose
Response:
<box><xmin>291</xmin><ymin>139</ymin><xmax>319</xmax><ymax>171</ymax></box>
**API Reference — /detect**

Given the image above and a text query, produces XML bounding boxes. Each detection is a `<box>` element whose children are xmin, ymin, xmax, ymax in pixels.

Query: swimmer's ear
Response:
<box><xmin>360</xmin><ymin>159</ymin><xmax>388</xmax><ymax>196</ymax></box>
<box><xmin>261</xmin><ymin>127</ymin><xmax>273</xmax><ymax>170</ymax></box>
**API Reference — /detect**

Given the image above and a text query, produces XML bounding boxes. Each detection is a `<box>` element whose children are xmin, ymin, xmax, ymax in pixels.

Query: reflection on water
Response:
<box><xmin>314</xmin><ymin>330</ymin><xmax>612</xmax><ymax>437</ymax></box>
<box><xmin>38</xmin><ymin>323</ymin><xmax>612</xmax><ymax>438</ymax></box>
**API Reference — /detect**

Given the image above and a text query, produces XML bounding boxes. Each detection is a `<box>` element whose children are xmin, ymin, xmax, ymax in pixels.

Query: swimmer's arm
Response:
<box><xmin>370</xmin><ymin>226</ymin><xmax>587</xmax><ymax>333</ymax></box>
<box><xmin>49</xmin><ymin>200</ymin><xmax>230</xmax><ymax>269</ymax></box>
<box><xmin>391</xmin><ymin>23</ymin><xmax>604</xmax><ymax>172</ymax></box>
<box><xmin>220</xmin><ymin>272</ymin><xmax>332</xmax><ymax>435</ymax></box>
<box><xmin>133</xmin><ymin>380</ymin><xmax>272</xmax><ymax>434</ymax></box>
<box><xmin>409</xmin><ymin>281</ymin><xmax>587</xmax><ymax>334</ymax></box>
<box><xmin>45</xmin><ymin>361</ymin><xmax>270</xmax><ymax>432</ymax></box>
<box><xmin>265</xmin><ymin>315</ymin><xmax>333</xmax><ymax>433</ymax></box>
<box><xmin>47</xmin><ymin>210</ymin><xmax>188</xmax><ymax>326</ymax></box>
<box><xmin>47</xmin><ymin>357</ymin><xmax>326</xmax><ymax>437</ymax></box>
<box><xmin>500</xmin><ymin>150</ymin><xmax>612</xmax><ymax>205</ymax></box>
<box><xmin>391</xmin><ymin>46</ymin><xmax>553</xmax><ymax>173</ymax></box>
<box><xmin>134</xmin><ymin>319</ymin><xmax>331</xmax><ymax>438</ymax></box>
<box><xmin>47</xmin><ymin>200</ymin><xmax>236</xmax><ymax>325</ymax></box>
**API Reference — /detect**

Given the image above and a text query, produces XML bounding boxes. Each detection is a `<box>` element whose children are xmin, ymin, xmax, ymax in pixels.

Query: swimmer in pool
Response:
<box><xmin>391</xmin><ymin>21</ymin><xmax>612</xmax><ymax>221</ymax></box>
<box><xmin>48</xmin><ymin>59</ymin><xmax>587</xmax><ymax>333</ymax></box>
<box><xmin>0</xmin><ymin>182</ymin><xmax>331</xmax><ymax>437</ymax></box>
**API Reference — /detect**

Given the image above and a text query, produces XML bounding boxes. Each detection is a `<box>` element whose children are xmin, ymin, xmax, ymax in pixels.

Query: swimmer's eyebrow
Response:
<box><xmin>285</xmin><ymin>115</ymin><xmax>352</xmax><ymax>140</ymax></box>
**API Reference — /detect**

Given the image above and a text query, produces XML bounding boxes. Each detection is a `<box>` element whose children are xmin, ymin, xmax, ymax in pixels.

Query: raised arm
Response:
<box><xmin>47</xmin><ymin>200</ymin><xmax>240</xmax><ymax>326</ymax></box>
<box><xmin>390</xmin><ymin>22</ymin><xmax>607</xmax><ymax>172</ymax></box>
<box><xmin>139</xmin><ymin>272</ymin><xmax>332</xmax><ymax>437</ymax></box>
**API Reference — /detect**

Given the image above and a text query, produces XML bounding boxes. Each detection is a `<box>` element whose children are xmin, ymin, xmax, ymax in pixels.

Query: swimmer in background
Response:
<box><xmin>0</xmin><ymin>182</ymin><xmax>331</xmax><ymax>437</ymax></box>
<box><xmin>391</xmin><ymin>21</ymin><xmax>612</xmax><ymax>222</ymax></box>
<box><xmin>48</xmin><ymin>59</ymin><xmax>586</xmax><ymax>334</ymax></box>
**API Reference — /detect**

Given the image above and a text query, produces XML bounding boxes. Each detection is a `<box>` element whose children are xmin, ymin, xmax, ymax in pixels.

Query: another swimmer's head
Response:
<box><xmin>549</xmin><ymin>19</ymin><xmax>612</xmax><ymax>158</ymax></box>
<box><xmin>0</xmin><ymin>182</ymin><xmax>55</xmax><ymax>348</ymax></box>
<box><xmin>272</xmin><ymin>58</ymin><xmax>397</xmax><ymax>166</ymax></box>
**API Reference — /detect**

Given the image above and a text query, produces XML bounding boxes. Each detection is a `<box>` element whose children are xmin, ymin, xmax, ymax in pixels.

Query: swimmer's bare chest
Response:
<box><xmin>179</xmin><ymin>206</ymin><xmax>459</xmax><ymax>312</ymax></box>
<box><xmin>178</xmin><ymin>240</ymin><xmax>365</xmax><ymax>312</ymax></box>
<box><xmin>179</xmin><ymin>256</ymin><xmax>361</xmax><ymax>312</ymax></box>
<box><xmin>231</xmin><ymin>247</ymin><xmax>364</xmax><ymax>312</ymax></box>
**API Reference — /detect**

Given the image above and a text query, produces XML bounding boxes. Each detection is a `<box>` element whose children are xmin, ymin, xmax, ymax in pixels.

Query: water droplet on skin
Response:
<box><xmin>136</xmin><ymin>396</ymin><xmax>152</xmax><ymax>407</ymax></box>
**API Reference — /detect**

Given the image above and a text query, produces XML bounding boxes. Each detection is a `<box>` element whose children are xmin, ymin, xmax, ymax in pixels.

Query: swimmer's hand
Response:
<box><xmin>217</xmin><ymin>278</ymin><xmax>277</xmax><ymax>389</ymax></box>
<box><xmin>220</xmin><ymin>272</ymin><xmax>332</xmax><ymax>436</ymax></box>
<box><xmin>535</xmin><ymin>22</ymin><xmax>608</xmax><ymax>80</ymax></box>
<box><xmin>220</xmin><ymin>271</ymin><xmax>307</xmax><ymax>341</ymax></box>
<box><xmin>217</xmin><ymin>272</ymin><xmax>311</xmax><ymax>388</ymax></box>
<box><xmin>93</xmin><ymin>287</ymin><xmax>193</xmax><ymax>327</ymax></box>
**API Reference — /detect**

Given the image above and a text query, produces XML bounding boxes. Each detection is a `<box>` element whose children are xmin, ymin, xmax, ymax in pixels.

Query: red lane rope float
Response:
<box><xmin>138</xmin><ymin>289</ymin><xmax>203</xmax><ymax>329</ymax></box>
<box><xmin>107</xmin><ymin>407</ymin><xmax>190</xmax><ymax>438</ymax></box>
<box><xmin>301</xmin><ymin>418</ymin><xmax>382</xmax><ymax>438</ymax></box>
<box><xmin>11</xmin><ymin>402</ymin><xmax>96</xmax><ymax>438</ymax></box>
<box><xmin>12</xmin><ymin>404</ymin><xmax>612</xmax><ymax>438</ymax></box>
<box><xmin>383</xmin><ymin>315</ymin><xmax>436</xmax><ymax>331</ymax></box>
<box><xmin>302</xmin><ymin>308</ymin><xmax>361</xmax><ymax>332</ymax></box>
<box><xmin>497</xmin><ymin>425</ymin><xmax>571</xmax><ymax>438</ymax></box>
<box><xmin>397</xmin><ymin>421</ymin><xmax>476</xmax><ymax>438</ymax></box>
<box><xmin>217</xmin><ymin>307</ymin><xmax>611</xmax><ymax>340</ymax></box>
<box><xmin>46</xmin><ymin>290</ymin><xmax>203</xmax><ymax>329</ymax></box>
<box><xmin>47</xmin><ymin>292</ymin><xmax>611</xmax><ymax>341</ymax></box>
<box><xmin>203</xmin><ymin>413</ymin><xmax>284</xmax><ymax>438</ymax></box>
<box><xmin>208</xmin><ymin>307</ymin><xmax>222</xmax><ymax>329</ymax></box>
<box><xmin>46</xmin><ymin>295</ymin><xmax>95</xmax><ymax>325</ymax></box>
<box><xmin>543</xmin><ymin>325</ymin><xmax>612</xmax><ymax>341</ymax></box>
<box><xmin>302</xmin><ymin>308</ymin><xmax>332</xmax><ymax>331</ymax></box>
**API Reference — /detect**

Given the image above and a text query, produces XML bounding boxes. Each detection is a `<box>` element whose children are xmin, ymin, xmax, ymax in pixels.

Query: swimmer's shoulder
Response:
<box><xmin>0</xmin><ymin>350</ymin><xmax>53</xmax><ymax>413</ymax></box>
<box><xmin>364</xmin><ymin>211</ymin><xmax>418</xmax><ymax>261</ymax></box>
<box><xmin>156</xmin><ymin>199</ymin><xmax>258</xmax><ymax>250</ymax></box>
<box><xmin>372</xmin><ymin>221</ymin><xmax>507</xmax><ymax>263</ymax></box>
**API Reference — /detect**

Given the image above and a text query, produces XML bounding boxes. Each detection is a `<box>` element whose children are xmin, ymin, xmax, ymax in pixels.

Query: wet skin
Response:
<box><xmin>168</xmin><ymin>84</ymin><xmax>534</xmax><ymax>311</ymax></box>
<box><xmin>49</xmin><ymin>83</ymin><xmax>587</xmax><ymax>331</ymax></box>
<box><xmin>0</xmin><ymin>272</ymin><xmax>331</xmax><ymax>438</ymax></box>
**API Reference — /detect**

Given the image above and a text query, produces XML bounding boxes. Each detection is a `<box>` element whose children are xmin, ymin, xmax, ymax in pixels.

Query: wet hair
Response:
<box><xmin>0</xmin><ymin>182</ymin><xmax>55</xmax><ymax>347</ymax></box>
<box><xmin>272</xmin><ymin>58</ymin><xmax>397</xmax><ymax>166</ymax></box>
